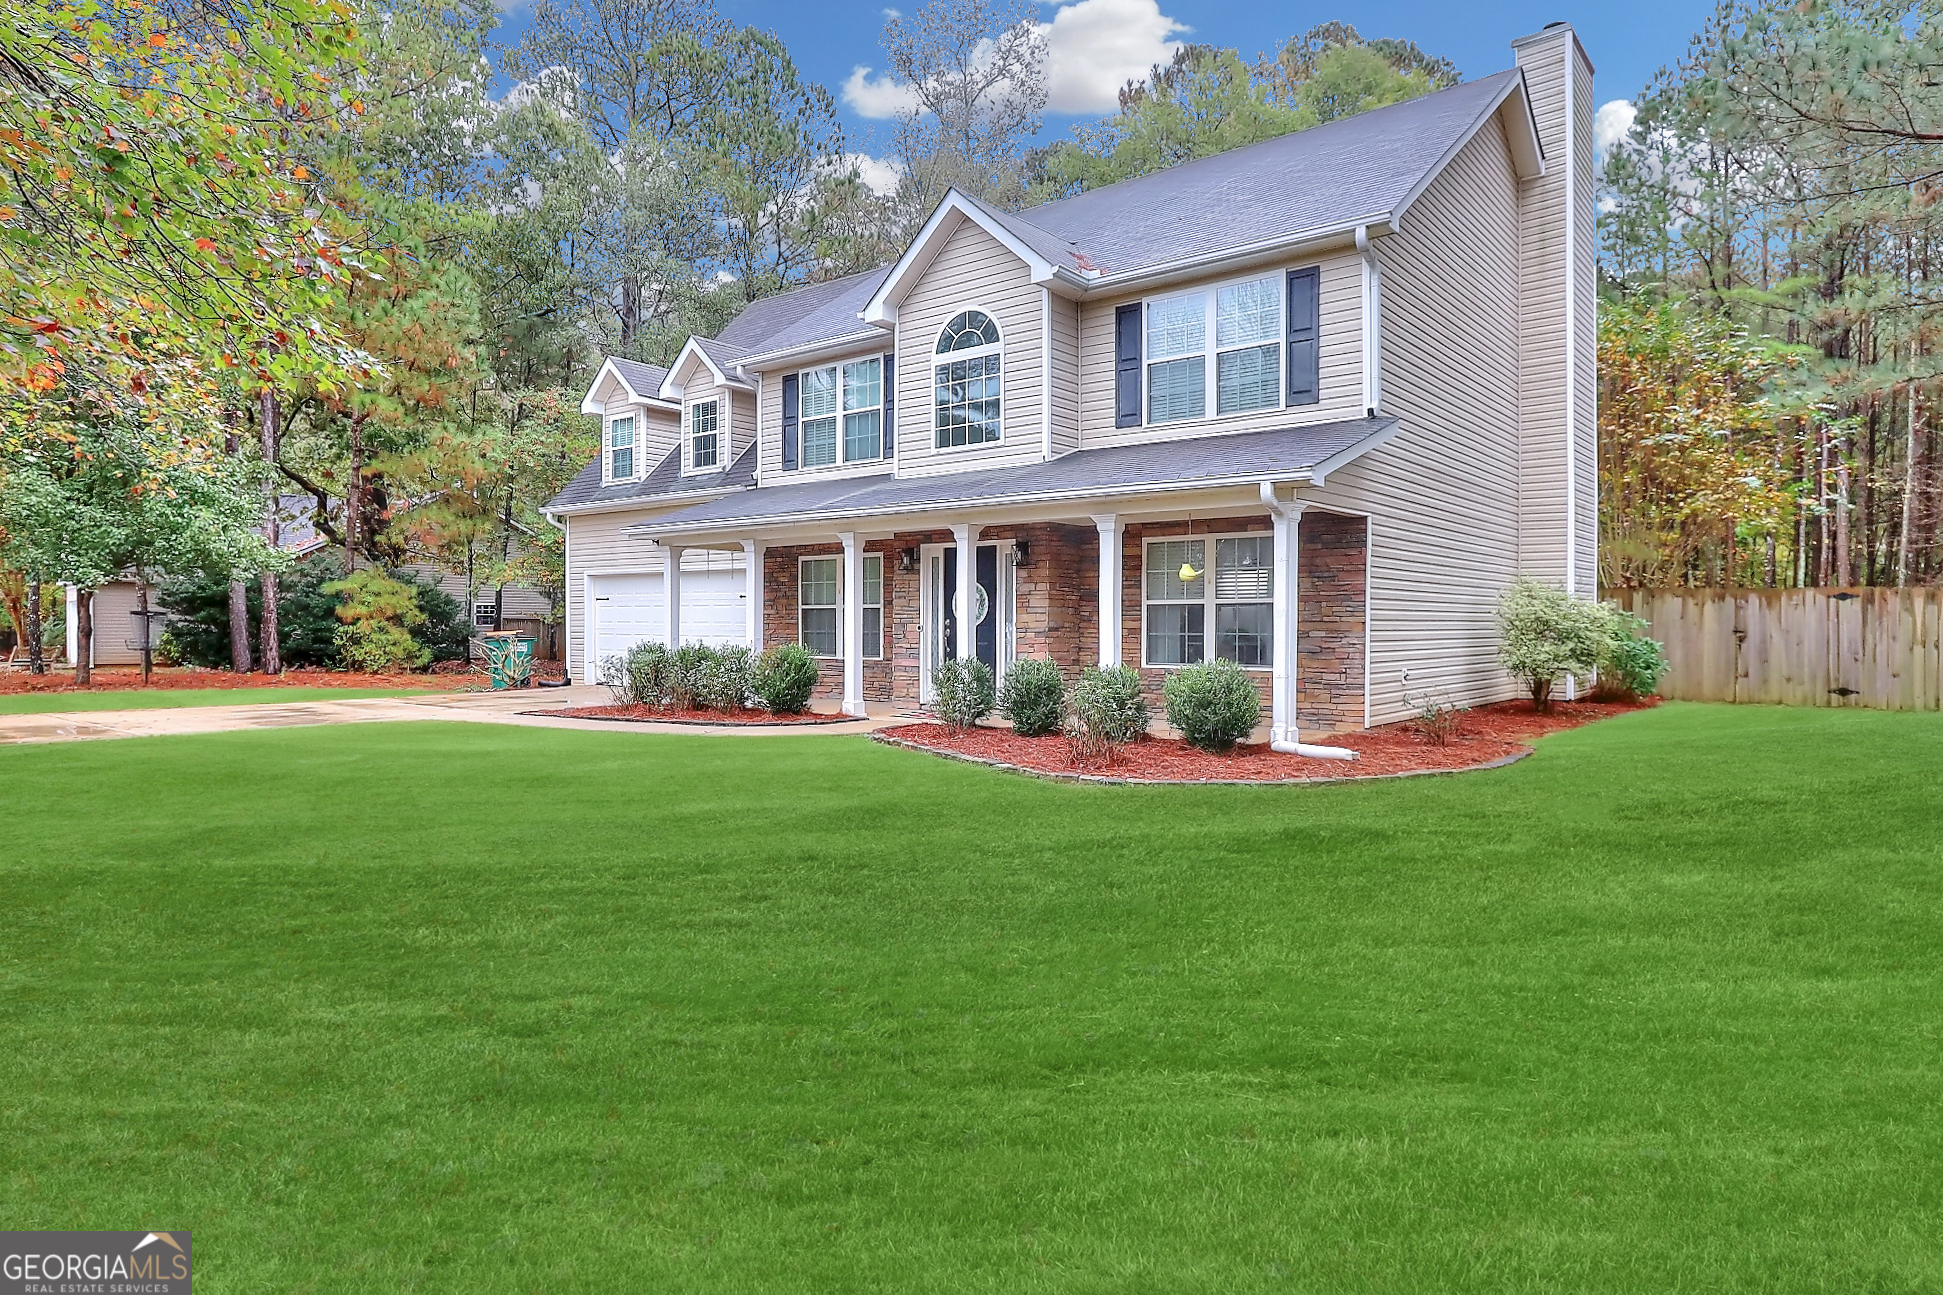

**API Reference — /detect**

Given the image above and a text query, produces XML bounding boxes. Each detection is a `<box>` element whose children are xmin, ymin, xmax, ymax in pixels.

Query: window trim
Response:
<box><xmin>606</xmin><ymin>414</ymin><xmax>638</xmax><ymax>482</ymax></box>
<box><xmin>1139</xmin><ymin>270</ymin><xmax>1291</xmax><ymax>427</ymax></box>
<box><xmin>1139</xmin><ymin>531</ymin><xmax>1275</xmax><ymax>671</ymax></box>
<box><xmin>862</xmin><ymin>552</ymin><xmax>884</xmax><ymax>661</ymax></box>
<box><xmin>798</xmin><ymin>555</ymin><xmax>841</xmax><ymax>658</ymax></box>
<box><xmin>684</xmin><ymin>397</ymin><xmax>721</xmax><ymax>475</ymax></box>
<box><xmin>932</xmin><ymin>306</ymin><xmax>1004</xmax><ymax>451</ymax></box>
<box><xmin>787</xmin><ymin>354</ymin><xmax>889</xmax><ymax>471</ymax></box>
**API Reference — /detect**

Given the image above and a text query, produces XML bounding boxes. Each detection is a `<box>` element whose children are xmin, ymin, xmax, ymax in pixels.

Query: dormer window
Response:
<box><xmin>608</xmin><ymin>415</ymin><xmax>636</xmax><ymax>480</ymax></box>
<box><xmin>934</xmin><ymin>310</ymin><xmax>1001</xmax><ymax>448</ymax></box>
<box><xmin>689</xmin><ymin>399</ymin><xmax>720</xmax><ymax>471</ymax></box>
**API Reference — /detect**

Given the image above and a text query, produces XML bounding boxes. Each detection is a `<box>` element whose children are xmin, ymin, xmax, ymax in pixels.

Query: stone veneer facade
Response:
<box><xmin>754</xmin><ymin>511</ymin><xmax>1366</xmax><ymax>731</ymax></box>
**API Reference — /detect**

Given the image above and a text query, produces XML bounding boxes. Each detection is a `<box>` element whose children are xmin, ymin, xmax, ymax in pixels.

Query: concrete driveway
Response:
<box><xmin>0</xmin><ymin>686</ymin><xmax>898</xmax><ymax>746</ymax></box>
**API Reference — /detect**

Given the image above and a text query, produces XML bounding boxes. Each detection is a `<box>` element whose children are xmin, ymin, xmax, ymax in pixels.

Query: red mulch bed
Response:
<box><xmin>876</xmin><ymin>697</ymin><xmax>1658</xmax><ymax>783</ymax></box>
<box><xmin>0</xmin><ymin>666</ymin><xmax>475</xmax><ymax>696</ymax></box>
<box><xmin>527</xmin><ymin>703</ymin><xmax>858</xmax><ymax>726</ymax></box>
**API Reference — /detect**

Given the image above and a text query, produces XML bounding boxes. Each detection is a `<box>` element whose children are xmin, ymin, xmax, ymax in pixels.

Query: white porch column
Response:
<box><xmin>741</xmin><ymin>539</ymin><xmax>764</xmax><ymax>651</ymax></box>
<box><xmin>950</xmin><ymin>523</ymin><xmax>980</xmax><ymax>663</ymax></box>
<box><xmin>1267</xmin><ymin>495</ymin><xmax>1306</xmax><ymax>745</ymax></box>
<box><xmin>1091</xmin><ymin>514</ymin><xmax>1122</xmax><ymax>668</ymax></box>
<box><xmin>838</xmin><ymin>531</ymin><xmax>867</xmax><ymax>716</ymax></box>
<box><xmin>663</xmin><ymin>543</ymin><xmax>683</xmax><ymax>647</ymax></box>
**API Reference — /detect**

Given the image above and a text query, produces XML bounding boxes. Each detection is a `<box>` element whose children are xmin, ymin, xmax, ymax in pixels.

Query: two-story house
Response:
<box><xmin>545</xmin><ymin>25</ymin><xmax>1596</xmax><ymax>744</ymax></box>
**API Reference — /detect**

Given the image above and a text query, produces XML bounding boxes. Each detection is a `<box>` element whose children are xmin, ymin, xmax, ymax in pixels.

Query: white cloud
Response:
<box><xmin>842</xmin><ymin>0</ymin><xmax>1187</xmax><ymax>120</ymax></box>
<box><xmin>843</xmin><ymin>65</ymin><xmax>925</xmax><ymax>119</ymax></box>
<box><xmin>847</xmin><ymin>153</ymin><xmax>905</xmax><ymax>197</ymax></box>
<box><xmin>882</xmin><ymin>6</ymin><xmax>901</xmax><ymax>16</ymax></box>
<box><xmin>1039</xmin><ymin>0</ymin><xmax>1187</xmax><ymax>115</ymax></box>
<box><xmin>1595</xmin><ymin>99</ymin><xmax>1636</xmax><ymax>160</ymax></box>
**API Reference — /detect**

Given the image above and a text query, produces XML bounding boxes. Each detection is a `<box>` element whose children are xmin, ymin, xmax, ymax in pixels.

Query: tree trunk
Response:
<box><xmin>1899</xmin><ymin>384</ymin><xmax>1921</xmax><ymax>586</ymax></box>
<box><xmin>345</xmin><ymin>413</ymin><xmax>364</xmax><ymax>573</ymax></box>
<box><xmin>1835</xmin><ymin>436</ymin><xmax>1853</xmax><ymax>587</ymax></box>
<box><xmin>25</xmin><ymin>578</ymin><xmax>44</xmax><ymax>674</ymax></box>
<box><xmin>259</xmin><ymin>387</ymin><xmax>283</xmax><ymax>675</ymax></box>
<box><xmin>136</xmin><ymin>576</ymin><xmax>153</xmax><ymax>686</ymax></box>
<box><xmin>74</xmin><ymin>587</ymin><xmax>92</xmax><ymax>685</ymax></box>
<box><xmin>229</xmin><ymin>580</ymin><xmax>253</xmax><ymax>673</ymax></box>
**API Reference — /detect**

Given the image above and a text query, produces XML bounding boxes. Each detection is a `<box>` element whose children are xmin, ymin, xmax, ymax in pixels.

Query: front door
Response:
<box><xmin>940</xmin><ymin>544</ymin><xmax>999</xmax><ymax>672</ymax></box>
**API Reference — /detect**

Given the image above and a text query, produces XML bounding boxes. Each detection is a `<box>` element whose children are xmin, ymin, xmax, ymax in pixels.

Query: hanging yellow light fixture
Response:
<box><xmin>1178</xmin><ymin>514</ymin><xmax>1202</xmax><ymax>583</ymax></box>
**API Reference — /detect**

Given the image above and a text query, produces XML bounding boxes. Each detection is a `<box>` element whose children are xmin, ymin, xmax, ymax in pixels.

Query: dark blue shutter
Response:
<box><xmin>1286</xmin><ymin>267</ymin><xmax>1319</xmax><ymax>406</ymax></box>
<box><xmin>781</xmin><ymin>372</ymin><xmax>799</xmax><ymax>470</ymax></box>
<box><xmin>1114</xmin><ymin>304</ymin><xmax>1142</xmax><ymax>427</ymax></box>
<box><xmin>881</xmin><ymin>353</ymin><xmax>895</xmax><ymax>457</ymax></box>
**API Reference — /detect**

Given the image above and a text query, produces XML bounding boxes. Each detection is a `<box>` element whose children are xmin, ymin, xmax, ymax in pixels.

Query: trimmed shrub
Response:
<box><xmin>701</xmin><ymin>644</ymin><xmax>756</xmax><ymax>711</ymax></box>
<box><xmin>1064</xmin><ymin>665</ymin><xmax>1150</xmax><ymax>764</ymax></box>
<box><xmin>666</xmin><ymin>643</ymin><xmax>715</xmax><ymax>710</ymax></box>
<box><xmin>933</xmin><ymin>658</ymin><xmax>996</xmax><ymax>730</ymax></box>
<box><xmin>623</xmin><ymin>641</ymin><xmax>673</xmax><ymax>706</ymax></box>
<box><xmin>335</xmin><ymin>619</ymin><xmax>429</xmax><ymax>673</ymax></box>
<box><xmin>1597</xmin><ymin>608</ymin><xmax>1668</xmax><ymax>699</ymax></box>
<box><xmin>998</xmin><ymin>658</ymin><xmax>1065</xmax><ymax>736</ymax></box>
<box><xmin>1162</xmin><ymin>658</ymin><xmax>1262</xmax><ymax>752</ymax></box>
<box><xmin>1496</xmin><ymin>576</ymin><xmax>1609</xmax><ymax>710</ymax></box>
<box><xmin>752</xmin><ymin>643</ymin><xmax>819</xmax><ymax>714</ymax></box>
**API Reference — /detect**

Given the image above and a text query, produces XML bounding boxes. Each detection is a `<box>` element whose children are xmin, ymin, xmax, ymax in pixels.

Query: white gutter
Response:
<box><xmin>1561</xmin><ymin>47</ymin><xmax>1580</xmax><ymax>601</ymax></box>
<box><xmin>1259</xmin><ymin>481</ymin><xmax>1358</xmax><ymax>762</ymax></box>
<box><xmin>547</xmin><ymin>484</ymin><xmax>747</xmax><ymax>519</ymax></box>
<box><xmin>1355</xmin><ymin>225</ymin><xmax>1383</xmax><ymax>416</ymax></box>
<box><xmin>732</xmin><ymin>329</ymin><xmax>891</xmax><ymax>372</ymax></box>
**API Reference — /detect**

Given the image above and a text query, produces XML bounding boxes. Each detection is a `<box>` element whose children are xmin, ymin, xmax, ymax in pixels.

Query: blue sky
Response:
<box><xmin>490</xmin><ymin>0</ymin><xmax>1713</xmax><ymax>166</ymax></box>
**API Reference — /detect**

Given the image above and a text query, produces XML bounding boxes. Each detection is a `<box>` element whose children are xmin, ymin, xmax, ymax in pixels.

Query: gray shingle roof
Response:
<box><xmin>607</xmin><ymin>357</ymin><xmax>672</xmax><ymax>401</ymax></box>
<box><xmin>548</xmin><ymin>442</ymin><xmax>757</xmax><ymax>512</ymax></box>
<box><xmin>712</xmin><ymin>267</ymin><xmax>891</xmax><ymax>357</ymax></box>
<box><xmin>627</xmin><ymin>417</ymin><xmax>1397</xmax><ymax>534</ymax></box>
<box><xmin>1009</xmin><ymin>71</ymin><xmax>1524</xmax><ymax>278</ymax></box>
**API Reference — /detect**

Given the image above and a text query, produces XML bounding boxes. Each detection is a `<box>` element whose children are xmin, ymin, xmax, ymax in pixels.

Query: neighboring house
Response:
<box><xmin>545</xmin><ymin>27</ymin><xmax>1595</xmax><ymax>739</ymax></box>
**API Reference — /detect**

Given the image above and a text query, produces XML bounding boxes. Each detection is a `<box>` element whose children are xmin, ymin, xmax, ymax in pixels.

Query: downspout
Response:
<box><xmin>1260</xmin><ymin>482</ymin><xmax>1357</xmax><ymax>761</ymax></box>
<box><xmin>1355</xmin><ymin>225</ymin><xmax>1383</xmax><ymax>417</ymax></box>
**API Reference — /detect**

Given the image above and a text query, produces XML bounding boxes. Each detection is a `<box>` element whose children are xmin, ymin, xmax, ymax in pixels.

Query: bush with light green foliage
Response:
<box><xmin>933</xmin><ymin>658</ymin><xmax>996</xmax><ymax>730</ymax></box>
<box><xmin>998</xmin><ymin>658</ymin><xmax>1065</xmax><ymax>736</ymax></box>
<box><xmin>1064</xmin><ymin>664</ymin><xmax>1150</xmax><ymax>763</ymax></box>
<box><xmin>1597</xmin><ymin>609</ymin><xmax>1670</xmax><ymax>699</ymax></box>
<box><xmin>1496</xmin><ymin>576</ymin><xmax>1609</xmax><ymax>710</ymax></box>
<box><xmin>752</xmin><ymin>643</ymin><xmax>819</xmax><ymax>714</ymax></box>
<box><xmin>323</xmin><ymin>569</ymin><xmax>431</xmax><ymax>673</ymax></box>
<box><xmin>620</xmin><ymin>642</ymin><xmax>672</xmax><ymax>706</ymax></box>
<box><xmin>666</xmin><ymin>643</ymin><xmax>715</xmax><ymax>710</ymax></box>
<box><xmin>1162</xmin><ymin>658</ymin><xmax>1263</xmax><ymax>751</ymax></box>
<box><xmin>701</xmin><ymin>645</ymin><xmax>756</xmax><ymax>711</ymax></box>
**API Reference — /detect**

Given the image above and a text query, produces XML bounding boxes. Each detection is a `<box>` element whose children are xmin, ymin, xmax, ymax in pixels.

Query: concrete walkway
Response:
<box><xmin>0</xmin><ymin>685</ymin><xmax>903</xmax><ymax>746</ymax></box>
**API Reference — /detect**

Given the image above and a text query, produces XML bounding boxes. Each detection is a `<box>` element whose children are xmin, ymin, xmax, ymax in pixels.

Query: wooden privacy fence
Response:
<box><xmin>1608</xmin><ymin>588</ymin><xmax>1943</xmax><ymax>710</ymax></box>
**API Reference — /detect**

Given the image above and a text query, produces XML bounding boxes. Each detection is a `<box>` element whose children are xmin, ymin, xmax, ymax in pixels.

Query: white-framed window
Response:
<box><xmin>934</xmin><ymin>309</ymin><xmax>1001</xmax><ymax>448</ymax></box>
<box><xmin>863</xmin><ymin>553</ymin><xmax>884</xmax><ymax>660</ymax></box>
<box><xmin>688</xmin><ymin>398</ymin><xmax>719</xmax><ymax>471</ymax></box>
<box><xmin>800</xmin><ymin>557</ymin><xmax>839</xmax><ymax>656</ymax></box>
<box><xmin>1144</xmin><ymin>274</ymin><xmax>1284</xmax><ymax>424</ymax></box>
<box><xmin>794</xmin><ymin>357</ymin><xmax>885</xmax><ymax>470</ymax></box>
<box><xmin>607</xmin><ymin>415</ymin><xmax>636</xmax><ymax>480</ymax></box>
<box><xmin>1142</xmin><ymin>534</ymin><xmax>1274</xmax><ymax>668</ymax></box>
<box><xmin>473</xmin><ymin>602</ymin><xmax>499</xmax><ymax>628</ymax></box>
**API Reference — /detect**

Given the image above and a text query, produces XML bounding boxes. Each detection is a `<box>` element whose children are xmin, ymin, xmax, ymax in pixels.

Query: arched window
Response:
<box><xmin>934</xmin><ymin>310</ymin><xmax>1002</xmax><ymax>447</ymax></box>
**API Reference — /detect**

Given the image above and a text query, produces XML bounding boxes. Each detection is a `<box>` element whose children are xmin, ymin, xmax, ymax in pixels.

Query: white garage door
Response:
<box><xmin>591</xmin><ymin>573</ymin><xmax>666</xmax><ymax>671</ymax></box>
<box><xmin>589</xmin><ymin>553</ymin><xmax>749</xmax><ymax>676</ymax></box>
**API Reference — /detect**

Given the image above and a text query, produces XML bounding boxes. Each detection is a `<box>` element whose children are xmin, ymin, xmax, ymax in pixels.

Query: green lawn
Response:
<box><xmin>0</xmin><ymin>686</ymin><xmax>439</xmax><ymax>714</ymax></box>
<box><xmin>1</xmin><ymin>704</ymin><xmax>1938</xmax><ymax>1292</ymax></box>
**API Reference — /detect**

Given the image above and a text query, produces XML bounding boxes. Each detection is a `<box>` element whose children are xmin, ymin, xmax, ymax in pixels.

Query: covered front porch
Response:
<box><xmin>642</xmin><ymin>494</ymin><xmax>1369</xmax><ymax>741</ymax></box>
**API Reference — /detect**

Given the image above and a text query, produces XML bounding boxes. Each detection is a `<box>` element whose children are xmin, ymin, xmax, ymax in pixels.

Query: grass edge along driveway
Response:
<box><xmin>0</xmin><ymin>686</ymin><xmax>440</xmax><ymax>714</ymax></box>
<box><xmin>1</xmin><ymin>703</ymin><xmax>1938</xmax><ymax>1293</ymax></box>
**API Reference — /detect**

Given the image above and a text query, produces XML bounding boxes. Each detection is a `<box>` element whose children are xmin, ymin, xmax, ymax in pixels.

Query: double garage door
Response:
<box><xmin>590</xmin><ymin>556</ymin><xmax>749</xmax><ymax>669</ymax></box>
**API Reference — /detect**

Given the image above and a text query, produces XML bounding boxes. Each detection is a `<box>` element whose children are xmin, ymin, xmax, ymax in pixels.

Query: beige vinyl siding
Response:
<box><xmin>754</xmin><ymin>348</ymin><xmax>898</xmax><ymax>483</ymax></box>
<box><xmin>398</xmin><ymin>565</ymin><xmax>551</xmax><ymax>620</ymax></box>
<box><xmin>1047</xmin><ymin>288</ymin><xmax>1081</xmax><ymax>456</ymax></box>
<box><xmin>562</xmin><ymin>505</ymin><xmax>662</xmax><ymax>676</ymax></box>
<box><xmin>601</xmin><ymin>394</ymin><xmax>680</xmax><ymax>484</ymax></box>
<box><xmin>1301</xmin><ymin>118</ymin><xmax>1525</xmax><ymax>724</ymax></box>
<box><xmin>1075</xmin><ymin>250</ymin><xmax>1365</xmax><ymax>450</ymax></box>
<box><xmin>674</xmin><ymin>382</ymin><xmax>755</xmax><ymax>474</ymax></box>
<box><xmin>85</xmin><ymin>579</ymin><xmax>146</xmax><ymax>665</ymax></box>
<box><xmin>1569</xmin><ymin>45</ymin><xmax>1599</xmax><ymax>597</ymax></box>
<box><xmin>1514</xmin><ymin>32</ymin><xmax>1572</xmax><ymax>589</ymax></box>
<box><xmin>893</xmin><ymin>214</ymin><xmax>1045</xmax><ymax>477</ymax></box>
